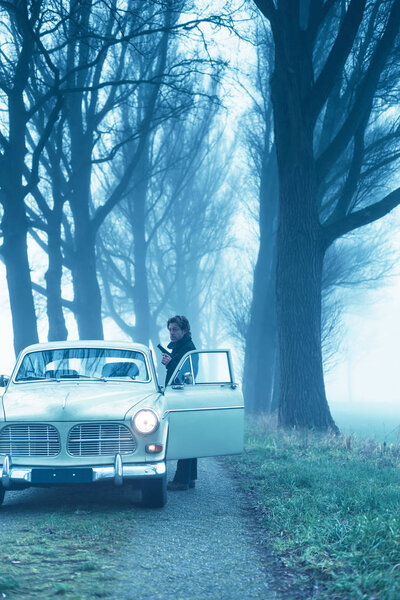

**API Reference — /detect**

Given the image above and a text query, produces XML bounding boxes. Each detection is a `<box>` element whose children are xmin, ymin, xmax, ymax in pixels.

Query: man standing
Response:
<box><xmin>161</xmin><ymin>315</ymin><xmax>197</xmax><ymax>491</ymax></box>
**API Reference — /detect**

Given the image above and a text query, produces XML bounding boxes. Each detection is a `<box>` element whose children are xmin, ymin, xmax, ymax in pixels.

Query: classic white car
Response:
<box><xmin>0</xmin><ymin>341</ymin><xmax>243</xmax><ymax>507</ymax></box>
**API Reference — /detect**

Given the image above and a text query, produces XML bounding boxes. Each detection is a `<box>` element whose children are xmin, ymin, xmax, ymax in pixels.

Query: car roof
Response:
<box><xmin>20</xmin><ymin>340</ymin><xmax>150</xmax><ymax>354</ymax></box>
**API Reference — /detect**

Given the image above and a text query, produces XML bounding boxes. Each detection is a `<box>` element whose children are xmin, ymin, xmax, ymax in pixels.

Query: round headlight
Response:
<box><xmin>133</xmin><ymin>409</ymin><xmax>159</xmax><ymax>434</ymax></box>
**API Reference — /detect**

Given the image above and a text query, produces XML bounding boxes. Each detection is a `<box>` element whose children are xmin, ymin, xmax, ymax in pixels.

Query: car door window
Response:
<box><xmin>173</xmin><ymin>351</ymin><xmax>232</xmax><ymax>385</ymax></box>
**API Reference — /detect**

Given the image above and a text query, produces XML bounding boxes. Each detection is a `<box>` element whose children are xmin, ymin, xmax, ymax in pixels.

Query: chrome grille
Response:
<box><xmin>67</xmin><ymin>423</ymin><xmax>136</xmax><ymax>456</ymax></box>
<box><xmin>0</xmin><ymin>424</ymin><xmax>60</xmax><ymax>457</ymax></box>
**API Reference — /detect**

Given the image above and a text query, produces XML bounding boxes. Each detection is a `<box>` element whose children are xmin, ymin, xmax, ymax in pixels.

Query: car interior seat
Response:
<box><xmin>101</xmin><ymin>362</ymin><xmax>139</xmax><ymax>379</ymax></box>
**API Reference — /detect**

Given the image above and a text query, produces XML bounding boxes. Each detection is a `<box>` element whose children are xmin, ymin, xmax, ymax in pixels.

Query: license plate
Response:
<box><xmin>31</xmin><ymin>468</ymin><xmax>93</xmax><ymax>484</ymax></box>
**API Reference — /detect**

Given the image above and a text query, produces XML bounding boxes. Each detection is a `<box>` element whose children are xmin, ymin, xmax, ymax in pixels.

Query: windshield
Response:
<box><xmin>15</xmin><ymin>348</ymin><xmax>150</xmax><ymax>383</ymax></box>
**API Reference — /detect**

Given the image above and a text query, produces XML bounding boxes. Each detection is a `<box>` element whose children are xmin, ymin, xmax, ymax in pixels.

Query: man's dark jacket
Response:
<box><xmin>165</xmin><ymin>333</ymin><xmax>196</xmax><ymax>385</ymax></box>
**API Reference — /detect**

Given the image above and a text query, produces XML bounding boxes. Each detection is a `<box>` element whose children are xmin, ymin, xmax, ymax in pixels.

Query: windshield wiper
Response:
<box><xmin>68</xmin><ymin>374</ymin><xmax>107</xmax><ymax>381</ymax></box>
<box><xmin>16</xmin><ymin>376</ymin><xmax>47</xmax><ymax>381</ymax></box>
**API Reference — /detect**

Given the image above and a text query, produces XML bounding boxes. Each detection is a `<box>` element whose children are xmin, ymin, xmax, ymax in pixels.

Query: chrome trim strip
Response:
<box><xmin>114</xmin><ymin>453</ymin><xmax>123</xmax><ymax>486</ymax></box>
<box><xmin>62</xmin><ymin>392</ymin><xmax>69</xmax><ymax>410</ymax></box>
<box><xmin>2</xmin><ymin>455</ymin><xmax>11</xmax><ymax>488</ymax></box>
<box><xmin>0</xmin><ymin>461</ymin><xmax>166</xmax><ymax>486</ymax></box>
<box><xmin>164</xmin><ymin>405</ymin><xmax>243</xmax><ymax>415</ymax></box>
<box><xmin>10</xmin><ymin>468</ymin><xmax>32</xmax><ymax>482</ymax></box>
<box><xmin>93</xmin><ymin>462</ymin><xmax>166</xmax><ymax>480</ymax></box>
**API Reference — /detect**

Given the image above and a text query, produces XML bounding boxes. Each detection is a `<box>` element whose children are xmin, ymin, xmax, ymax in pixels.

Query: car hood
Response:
<box><xmin>2</xmin><ymin>382</ymin><xmax>159</xmax><ymax>421</ymax></box>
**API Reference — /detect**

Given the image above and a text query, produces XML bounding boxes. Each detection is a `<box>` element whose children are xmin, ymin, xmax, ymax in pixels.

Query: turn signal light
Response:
<box><xmin>145</xmin><ymin>444</ymin><xmax>163</xmax><ymax>454</ymax></box>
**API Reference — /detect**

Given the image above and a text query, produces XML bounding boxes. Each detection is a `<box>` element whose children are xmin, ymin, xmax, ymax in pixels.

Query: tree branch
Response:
<box><xmin>31</xmin><ymin>281</ymin><xmax>75</xmax><ymax>311</ymax></box>
<box><xmin>324</xmin><ymin>116</ymin><xmax>368</xmax><ymax>224</ymax></box>
<box><xmin>91</xmin><ymin>12</ymin><xmax>172</xmax><ymax>232</ymax></box>
<box><xmin>98</xmin><ymin>257</ymin><xmax>135</xmax><ymax>338</ymax></box>
<box><xmin>309</xmin><ymin>0</ymin><xmax>366</xmax><ymax>122</ymax></box>
<box><xmin>307</xmin><ymin>0</ymin><xmax>336</xmax><ymax>42</ymax></box>
<box><xmin>25</xmin><ymin>96</ymin><xmax>63</xmax><ymax>194</ymax></box>
<box><xmin>324</xmin><ymin>187</ymin><xmax>400</xmax><ymax>247</ymax></box>
<box><xmin>317</xmin><ymin>0</ymin><xmax>400</xmax><ymax>180</ymax></box>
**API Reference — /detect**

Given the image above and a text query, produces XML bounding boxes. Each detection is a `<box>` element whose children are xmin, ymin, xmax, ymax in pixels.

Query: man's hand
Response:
<box><xmin>161</xmin><ymin>353</ymin><xmax>172</xmax><ymax>366</ymax></box>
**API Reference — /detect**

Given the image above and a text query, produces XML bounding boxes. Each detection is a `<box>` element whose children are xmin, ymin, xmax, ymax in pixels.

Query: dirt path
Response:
<box><xmin>1</xmin><ymin>459</ymin><xmax>277</xmax><ymax>600</ymax></box>
<box><xmin>112</xmin><ymin>458</ymin><xmax>277</xmax><ymax>600</ymax></box>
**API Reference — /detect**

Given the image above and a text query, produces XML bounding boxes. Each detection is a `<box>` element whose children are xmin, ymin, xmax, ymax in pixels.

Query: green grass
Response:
<box><xmin>0</xmin><ymin>490</ymin><xmax>139</xmax><ymax>599</ymax></box>
<box><xmin>226</xmin><ymin>417</ymin><xmax>400</xmax><ymax>600</ymax></box>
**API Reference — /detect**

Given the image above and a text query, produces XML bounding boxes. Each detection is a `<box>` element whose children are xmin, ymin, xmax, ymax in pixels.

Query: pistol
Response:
<box><xmin>157</xmin><ymin>343</ymin><xmax>171</xmax><ymax>355</ymax></box>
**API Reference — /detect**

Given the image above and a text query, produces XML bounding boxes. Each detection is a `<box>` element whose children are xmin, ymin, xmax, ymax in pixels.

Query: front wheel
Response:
<box><xmin>141</xmin><ymin>475</ymin><xmax>167</xmax><ymax>508</ymax></box>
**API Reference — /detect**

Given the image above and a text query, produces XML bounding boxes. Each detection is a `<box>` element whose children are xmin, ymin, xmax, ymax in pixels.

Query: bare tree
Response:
<box><xmin>99</xmin><ymin>97</ymin><xmax>233</xmax><ymax>348</ymax></box>
<box><xmin>27</xmin><ymin>0</ymin><xmax>228</xmax><ymax>344</ymax></box>
<box><xmin>237</xmin><ymin>22</ymin><xmax>279</xmax><ymax>413</ymax></box>
<box><xmin>0</xmin><ymin>0</ymin><xmax>63</xmax><ymax>353</ymax></box>
<box><xmin>250</xmin><ymin>0</ymin><xmax>400</xmax><ymax>429</ymax></box>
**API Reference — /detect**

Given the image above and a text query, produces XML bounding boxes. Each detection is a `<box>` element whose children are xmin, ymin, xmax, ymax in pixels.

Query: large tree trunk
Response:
<box><xmin>2</xmin><ymin>198</ymin><xmax>39</xmax><ymax>355</ymax></box>
<box><xmin>70</xmin><ymin>227</ymin><xmax>104</xmax><ymax>340</ymax></box>
<box><xmin>276</xmin><ymin>178</ymin><xmax>336</xmax><ymax>429</ymax></box>
<box><xmin>270</xmin><ymin>14</ymin><xmax>337</xmax><ymax>430</ymax></box>
<box><xmin>69</xmin><ymin>154</ymin><xmax>103</xmax><ymax>340</ymax></box>
<box><xmin>65</xmin><ymin>0</ymin><xmax>103</xmax><ymax>340</ymax></box>
<box><xmin>1</xmin><ymin>88</ymin><xmax>38</xmax><ymax>355</ymax></box>
<box><xmin>44</xmin><ymin>134</ymin><xmax>69</xmax><ymax>341</ymax></box>
<box><xmin>46</xmin><ymin>212</ymin><xmax>68</xmax><ymax>341</ymax></box>
<box><xmin>243</xmin><ymin>230</ymin><xmax>278</xmax><ymax>413</ymax></box>
<box><xmin>243</xmin><ymin>149</ymin><xmax>278</xmax><ymax>414</ymax></box>
<box><xmin>131</xmin><ymin>174</ymin><xmax>150</xmax><ymax>345</ymax></box>
<box><xmin>67</xmin><ymin>100</ymin><xmax>103</xmax><ymax>339</ymax></box>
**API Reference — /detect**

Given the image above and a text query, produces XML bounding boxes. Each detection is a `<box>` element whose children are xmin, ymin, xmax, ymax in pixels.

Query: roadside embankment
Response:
<box><xmin>225</xmin><ymin>417</ymin><xmax>400</xmax><ymax>599</ymax></box>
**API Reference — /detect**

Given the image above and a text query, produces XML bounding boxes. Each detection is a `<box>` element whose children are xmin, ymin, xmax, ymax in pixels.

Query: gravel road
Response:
<box><xmin>1</xmin><ymin>458</ymin><xmax>278</xmax><ymax>600</ymax></box>
<box><xmin>114</xmin><ymin>458</ymin><xmax>277</xmax><ymax>600</ymax></box>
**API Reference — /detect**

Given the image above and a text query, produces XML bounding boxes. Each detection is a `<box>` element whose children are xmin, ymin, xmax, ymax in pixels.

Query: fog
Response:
<box><xmin>0</xmin><ymin>0</ymin><xmax>399</xmax><ymax>433</ymax></box>
<box><xmin>1</xmin><ymin>231</ymin><xmax>400</xmax><ymax>441</ymax></box>
<box><xmin>327</xmin><ymin>277</ymin><xmax>400</xmax><ymax>441</ymax></box>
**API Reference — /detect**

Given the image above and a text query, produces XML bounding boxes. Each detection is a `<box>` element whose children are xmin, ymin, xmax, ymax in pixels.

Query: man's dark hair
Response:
<box><xmin>167</xmin><ymin>315</ymin><xmax>191</xmax><ymax>333</ymax></box>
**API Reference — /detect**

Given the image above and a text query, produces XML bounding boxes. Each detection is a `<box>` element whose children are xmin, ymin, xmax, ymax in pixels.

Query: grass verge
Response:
<box><xmin>225</xmin><ymin>416</ymin><xmax>400</xmax><ymax>600</ymax></box>
<box><xmin>0</xmin><ymin>486</ymin><xmax>143</xmax><ymax>599</ymax></box>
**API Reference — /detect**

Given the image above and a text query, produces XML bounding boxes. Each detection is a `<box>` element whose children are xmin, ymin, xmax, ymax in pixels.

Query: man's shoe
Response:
<box><xmin>167</xmin><ymin>481</ymin><xmax>189</xmax><ymax>491</ymax></box>
<box><xmin>189</xmin><ymin>480</ymin><xmax>196</xmax><ymax>488</ymax></box>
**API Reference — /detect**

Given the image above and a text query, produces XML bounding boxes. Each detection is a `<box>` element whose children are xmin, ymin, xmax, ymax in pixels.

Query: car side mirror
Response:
<box><xmin>0</xmin><ymin>375</ymin><xmax>10</xmax><ymax>388</ymax></box>
<box><xmin>182</xmin><ymin>372</ymin><xmax>193</xmax><ymax>385</ymax></box>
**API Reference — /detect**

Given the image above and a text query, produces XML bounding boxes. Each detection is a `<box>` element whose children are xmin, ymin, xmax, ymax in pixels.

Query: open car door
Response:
<box><xmin>164</xmin><ymin>350</ymin><xmax>244</xmax><ymax>459</ymax></box>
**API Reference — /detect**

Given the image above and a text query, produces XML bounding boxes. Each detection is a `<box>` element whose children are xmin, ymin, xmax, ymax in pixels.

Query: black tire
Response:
<box><xmin>0</xmin><ymin>485</ymin><xmax>5</xmax><ymax>506</ymax></box>
<box><xmin>141</xmin><ymin>474</ymin><xmax>167</xmax><ymax>508</ymax></box>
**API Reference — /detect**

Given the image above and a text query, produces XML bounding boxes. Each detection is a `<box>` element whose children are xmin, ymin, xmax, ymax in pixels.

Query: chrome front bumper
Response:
<box><xmin>0</xmin><ymin>454</ymin><xmax>166</xmax><ymax>488</ymax></box>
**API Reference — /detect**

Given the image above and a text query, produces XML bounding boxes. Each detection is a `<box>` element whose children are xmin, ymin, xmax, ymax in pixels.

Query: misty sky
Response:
<box><xmin>2</xmin><ymin>207</ymin><xmax>400</xmax><ymax>434</ymax></box>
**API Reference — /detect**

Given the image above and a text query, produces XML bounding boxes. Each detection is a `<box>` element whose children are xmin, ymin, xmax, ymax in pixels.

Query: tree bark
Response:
<box><xmin>1</xmin><ymin>197</ymin><xmax>39</xmax><ymax>355</ymax></box>
<box><xmin>63</xmin><ymin>0</ymin><xmax>103</xmax><ymax>340</ymax></box>
<box><xmin>270</xmin><ymin>8</ymin><xmax>337</xmax><ymax>430</ymax></box>
<box><xmin>68</xmin><ymin>135</ymin><xmax>103</xmax><ymax>339</ymax></box>
<box><xmin>0</xmin><ymin>4</ymin><xmax>42</xmax><ymax>355</ymax></box>
<box><xmin>250</xmin><ymin>0</ymin><xmax>400</xmax><ymax>429</ymax></box>
<box><xmin>243</xmin><ymin>148</ymin><xmax>278</xmax><ymax>414</ymax></box>
<box><xmin>131</xmin><ymin>168</ymin><xmax>150</xmax><ymax>345</ymax></box>
<box><xmin>243</xmin><ymin>251</ymin><xmax>277</xmax><ymax>414</ymax></box>
<box><xmin>0</xmin><ymin>87</ymin><xmax>39</xmax><ymax>355</ymax></box>
<box><xmin>45</xmin><ymin>210</ymin><xmax>68</xmax><ymax>341</ymax></box>
<box><xmin>276</xmin><ymin>171</ymin><xmax>336</xmax><ymax>429</ymax></box>
<box><xmin>70</xmin><ymin>211</ymin><xmax>104</xmax><ymax>340</ymax></box>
